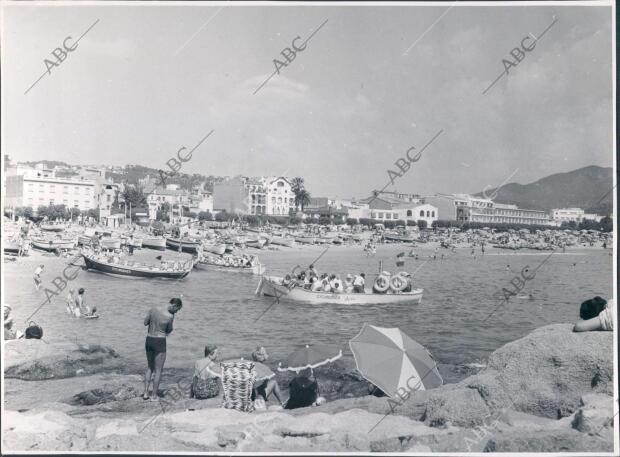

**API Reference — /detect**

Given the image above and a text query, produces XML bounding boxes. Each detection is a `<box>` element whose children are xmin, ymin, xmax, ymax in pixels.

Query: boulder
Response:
<box><xmin>571</xmin><ymin>393</ymin><xmax>615</xmax><ymax>433</ymax></box>
<box><xmin>5</xmin><ymin>340</ymin><xmax>124</xmax><ymax>381</ymax></box>
<box><xmin>484</xmin><ymin>428</ymin><xmax>613</xmax><ymax>452</ymax></box>
<box><xmin>426</xmin><ymin>324</ymin><xmax>612</xmax><ymax>423</ymax></box>
<box><xmin>71</xmin><ymin>384</ymin><xmax>141</xmax><ymax>406</ymax></box>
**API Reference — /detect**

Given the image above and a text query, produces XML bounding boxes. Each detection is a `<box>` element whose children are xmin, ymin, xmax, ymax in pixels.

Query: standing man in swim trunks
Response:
<box><xmin>142</xmin><ymin>297</ymin><xmax>183</xmax><ymax>401</ymax></box>
<box><xmin>33</xmin><ymin>264</ymin><xmax>44</xmax><ymax>290</ymax></box>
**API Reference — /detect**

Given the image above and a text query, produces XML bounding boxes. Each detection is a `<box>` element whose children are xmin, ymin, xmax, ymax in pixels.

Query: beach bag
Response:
<box><xmin>191</xmin><ymin>376</ymin><xmax>220</xmax><ymax>399</ymax></box>
<box><xmin>25</xmin><ymin>322</ymin><xmax>43</xmax><ymax>339</ymax></box>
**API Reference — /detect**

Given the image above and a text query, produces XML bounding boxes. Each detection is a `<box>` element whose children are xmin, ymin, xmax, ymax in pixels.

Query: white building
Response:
<box><xmin>453</xmin><ymin>194</ymin><xmax>552</xmax><ymax>225</ymax></box>
<box><xmin>146</xmin><ymin>184</ymin><xmax>190</xmax><ymax>220</ymax></box>
<box><xmin>550</xmin><ymin>208</ymin><xmax>603</xmax><ymax>223</ymax></box>
<box><xmin>98</xmin><ymin>182</ymin><xmax>121</xmax><ymax>219</ymax></box>
<box><xmin>5</xmin><ymin>166</ymin><xmax>97</xmax><ymax>212</ymax></box>
<box><xmin>550</xmin><ymin>208</ymin><xmax>585</xmax><ymax>223</ymax></box>
<box><xmin>361</xmin><ymin>192</ymin><xmax>438</xmax><ymax>225</ymax></box>
<box><xmin>213</xmin><ymin>176</ymin><xmax>295</xmax><ymax>216</ymax></box>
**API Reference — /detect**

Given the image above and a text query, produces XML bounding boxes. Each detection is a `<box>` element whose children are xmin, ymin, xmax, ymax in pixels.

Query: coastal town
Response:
<box><xmin>2</xmin><ymin>1</ymin><xmax>615</xmax><ymax>455</ymax></box>
<box><xmin>3</xmin><ymin>157</ymin><xmax>610</xmax><ymax>231</ymax></box>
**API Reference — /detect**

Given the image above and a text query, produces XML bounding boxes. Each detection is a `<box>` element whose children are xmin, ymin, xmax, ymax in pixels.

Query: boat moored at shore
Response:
<box><xmin>82</xmin><ymin>251</ymin><xmax>193</xmax><ymax>279</ymax></box>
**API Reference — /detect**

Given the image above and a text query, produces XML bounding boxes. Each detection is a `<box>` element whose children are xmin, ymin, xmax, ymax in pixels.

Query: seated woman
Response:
<box><xmin>191</xmin><ymin>344</ymin><xmax>221</xmax><ymax>399</ymax></box>
<box><xmin>284</xmin><ymin>368</ymin><xmax>326</xmax><ymax>409</ymax></box>
<box><xmin>573</xmin><ymin>296</ymin><xmax>614</xmax><ymax>332</ymax></box>
<box><xmin>250</xmin><ymin>347</ymin><xmax>286</xmax><ymax>407</ymax></box>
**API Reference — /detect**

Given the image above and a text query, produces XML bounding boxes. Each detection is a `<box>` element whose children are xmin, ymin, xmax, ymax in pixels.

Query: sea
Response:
<box><xmin>4</xmin><ymin>243</ymin><xmax>613</xmax><ymax>384</ymax></box>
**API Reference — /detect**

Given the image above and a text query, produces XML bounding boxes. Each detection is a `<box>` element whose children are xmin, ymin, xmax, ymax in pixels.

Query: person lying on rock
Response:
<box><xmin>573</xmin><ymin>296</ymin><xmax>614</xmax><ymax>332</ymax></box>
<box><xmin>284</xmin><ymin>368</ymin><xmax>326</xmax><ymax>410</ymax></box>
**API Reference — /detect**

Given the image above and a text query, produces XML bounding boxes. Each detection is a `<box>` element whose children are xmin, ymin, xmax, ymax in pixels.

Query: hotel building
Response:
<box><xmin>5</xmin><ymin>167</ymin><xmax>97</xmax><ymax>212</ymax></box>
<box><xmin>213</xmin><ymin>176</ymin><xmax>295</xmax><ymax>216</ymax></box>
<box><xmin>450</xmin><ymin>194</ymin><xmax>552</xmax><ymax>225</ymax></box>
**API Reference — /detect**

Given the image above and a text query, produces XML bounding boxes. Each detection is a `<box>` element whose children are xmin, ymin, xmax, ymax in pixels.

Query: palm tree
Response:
<box><xmin>290</xmin><ymin>177</ymin><xmax>306</xmax><ymax>211</ymax></box>
<box><xmin>296</xmin><ymin>189</ymin><xmax>311</xmax><ymax>212</ymax></box>
<box><xmin>290</xmin><ymin>177</ymin><xmax>305</xmax><ymax>194</ymax></box>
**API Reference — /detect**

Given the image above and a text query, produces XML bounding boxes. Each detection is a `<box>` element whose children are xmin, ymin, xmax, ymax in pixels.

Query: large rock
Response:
<box><xmin>4</xmin><ymin>340</ymin><xmax>124</xmax><ymax>380</ymax></box>
<box><xmin>484</xmin><ymin>428</ymin><xmax>613</xmax><ymax>452</ymax></box>
<box><xmin>422</xmin><ymin>324</ymin><xmax>612</xmax><ymax>426</ymax></box>
<box><xmin>570</xmin><ymin>393</ymin><xmax>615</xmax><ymax>433</ymax></box>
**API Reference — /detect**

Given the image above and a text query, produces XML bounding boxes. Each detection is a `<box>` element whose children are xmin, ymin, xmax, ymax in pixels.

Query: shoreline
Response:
<box><xmin>3</xmin><ymin>323</ymin><xmax>614</xmax><ymax>452</ymax></box>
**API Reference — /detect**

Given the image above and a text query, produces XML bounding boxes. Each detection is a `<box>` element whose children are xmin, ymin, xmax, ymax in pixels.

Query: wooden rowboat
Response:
<box><xmin>40</xmin><ymin>224</ymin><xmax>65</xmax><ymax>232</ymax></box>
<box><xmin>202</xmin><ymin>243</ymin><xmax>227</xmax><ymax>255</ymax></box>
<box><xmin>82</xmin><ymin>252</ymin><xmax>192</xmax><ymax>279</ymax></box>
<box><xmin>31</xmin><ymin>238</ymin><xmax>76</xmax><ymax>251</ymax></box>
<box><xmin>270</xmin><ymin>236</ymin><xmax>295</xmax><ymax>247</ymax></box>
<box><xmin>141</xmin><ymin>236</ymin><xmax>166</xmax><ymax>251</ymax></box>
<box><xmin>256</xmin><ymin>276</ymin><xmax>423</xmax><ymax>305</ymax></box>
<box><xmin>165</xmin><ymin>237</ymin><xmax>201</xmax><ymax>253</ymax></box>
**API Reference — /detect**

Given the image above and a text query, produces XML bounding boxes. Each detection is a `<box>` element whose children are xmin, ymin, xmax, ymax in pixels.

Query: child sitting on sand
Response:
<box><xmin>573</xmin><ymin>296</ymin><xmax>615</xmax><ymax>332</ymax></box>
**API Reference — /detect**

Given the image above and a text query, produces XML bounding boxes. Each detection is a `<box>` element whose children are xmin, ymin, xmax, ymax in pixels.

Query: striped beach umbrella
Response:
<box><xmin>277</xmin><ymin>344</ymin><xmax>342</xmax><ymax>373</ymax></box>
<box><xmin>349</xmin><ymin>324</ymin><xmax>442</xmax><ymax>398</ymax></box>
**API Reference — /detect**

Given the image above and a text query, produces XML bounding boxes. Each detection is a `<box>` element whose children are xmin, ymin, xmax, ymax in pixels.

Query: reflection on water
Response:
<box><xmin>4</xmin><ymin>244</ymin><xmax>612</xmax><ymax>384</ymax></box>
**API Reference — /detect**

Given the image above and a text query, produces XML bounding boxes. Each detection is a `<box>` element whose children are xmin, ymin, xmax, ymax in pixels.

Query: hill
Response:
<box><xmin>474</xmin><ymin>166</ymin><xmax>614</xmax><ymax>214</ymax></box>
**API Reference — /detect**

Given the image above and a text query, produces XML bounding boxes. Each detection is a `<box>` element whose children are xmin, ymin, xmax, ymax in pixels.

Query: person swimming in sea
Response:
<box><xmin>33</xmin><ymin>264</ymin><xmax>44</xmax><ymax>290</ymax></box>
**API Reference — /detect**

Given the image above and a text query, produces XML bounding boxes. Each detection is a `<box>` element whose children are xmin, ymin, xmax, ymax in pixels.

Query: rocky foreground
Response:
<box><xmin>3</xmin><ymin>324</ymin><xmax>615</xmax><ymax>452</ymax></box>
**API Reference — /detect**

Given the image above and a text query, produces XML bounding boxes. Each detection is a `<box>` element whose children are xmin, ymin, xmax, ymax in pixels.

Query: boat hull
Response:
<box><xmin>166</xmin><ymin>237</ymin><xmax>201</xmax><ymax>253</ymax></box>
<box><xmin>203</xmin><ymin>243</ymin><xmax>226</xmax><ymax>255</ymax></box>
<box><xmin>40</xmin><ymin>225</ymin><xmax>64</xmax><ymax>232</ymax></box>
<box><xmin>196</xmin><ymin>261</ymin><xmax>265</xmax><ymax>275</ymax></box>
<box><xmin>100</xmin><ymin>239</ymin><xmax>122</xmax><ymax>250</ymax></box>
<box><xmin>82</xmin><ymin>255</ymin><xmax>191</xmax><ymax>279</ymax></box>
<box><xmin>270</xmin><ymin>236</ymin><xmax>295</xmax><ymax>247</ymax></box>
<box><xmin>31</xmin><ymin>239</ymin><xmax>76</xmax><ymax>251</ymax></box>
<box><xmin>258</xmin><ymin>278</ymin><xmax>423</xmax><ymax>305</ymax></box>
<box><xmin>142</xmin><ymin>237</ymin><xmax>166</xmax><ymax>251</ymax></box>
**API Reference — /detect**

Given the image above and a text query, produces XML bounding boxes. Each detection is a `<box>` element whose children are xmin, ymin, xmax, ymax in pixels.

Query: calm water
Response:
<box><xmin>4</xmin><ymin>243</ymin><xmax>613</xmax><ymax>383</ymax></box>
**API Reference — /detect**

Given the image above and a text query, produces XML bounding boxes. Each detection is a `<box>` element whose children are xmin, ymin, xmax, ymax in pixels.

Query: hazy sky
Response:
<box><xmin>2</xmin><ymin>2</ymin><xmax>613</xmax><ymax>199</ymax></box>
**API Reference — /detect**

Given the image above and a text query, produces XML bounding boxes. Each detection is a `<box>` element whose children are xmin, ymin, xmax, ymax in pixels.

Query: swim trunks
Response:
<box><xmin>145</xmin><ymin>336</ymin><xmax>166</xmax><ymax>355</ymax></box>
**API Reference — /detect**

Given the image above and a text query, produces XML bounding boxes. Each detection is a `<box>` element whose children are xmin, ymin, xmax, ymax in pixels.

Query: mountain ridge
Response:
<box><xmin>473</xmin><ymin>165</ymin><xmax>614</xmax><ymax>214</ymax></box>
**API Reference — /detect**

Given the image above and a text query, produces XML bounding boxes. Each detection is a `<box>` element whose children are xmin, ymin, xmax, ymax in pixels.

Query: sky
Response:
<box><xmin>2</xmin><ymin>2</ymin><xmax>614</xmax><ymax>200</ymax></box>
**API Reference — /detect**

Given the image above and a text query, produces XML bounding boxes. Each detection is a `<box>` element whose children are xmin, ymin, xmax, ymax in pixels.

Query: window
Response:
<box><xmin>432</xmin><ymin>211</ymin><xmax>435</xmax><ymax>217</ymax></box>
<box><xmin>75</xmin><ymin>186</ymin><xmax>79</xmax><ymax>192</ymax></box>
<box><xmin>426</xmin><ymin>211</ymin><xmax>430</xmax><ymax>217</ymax></box>
<box><xmin>420</xmin><ymin>210</ymin><xmax>424</xmax><ymax>217</ymax></box>
<box><xmin>406</xmin><ymin>210</ymin><xmax>412</xmax><ymax>217</ymax></box>
<box><xmin>74</xmin><ymin>200</ymin><xmax>79</xmax><ymax>206</ymax></box>
<box><xmin>371</xmin><ymin>213</ymin><xmax>376</xmax><ymax>218</ymax></box>
<box><xmin>378</xmin><ymin>212</ymin><xmax>384</xmax><ymax>218</ymax></box>
<box><xmin>64</xmin><ymin>186</ymin><xmax>69</xmax><ymax>193</ymax></box>
<box><xmin>50</xmin><ymin>185</ymin><xmax>55</xmax><ymax>193</ymax></box>
<box><xmin>277</xmin><ymin>197</ymin><xmax>282</xmax><ymax>203</ymax></box>
<box><xmin>271</xmin><ymin>197</ymin><xmax>276</xmax><ymax>204</ymax></box>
